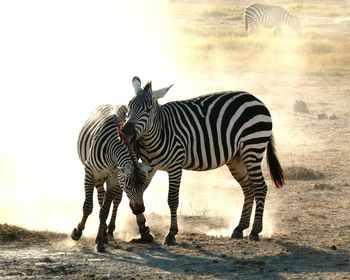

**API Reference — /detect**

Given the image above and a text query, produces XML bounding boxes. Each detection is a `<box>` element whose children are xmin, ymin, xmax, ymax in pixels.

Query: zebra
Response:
<box><xmin>71</xmin><ymin>104</ymin><xmax>153</xmax><ymax>252</ymax></box>
<box><xmin>121</xmin><ymin>77</ymin><xmax>285</xmax><ymax>245</ymax></box>
<box><xmin>244</xmin><ymin>3</ymin><xmax>301</xmax><ymax>36</ymax></box>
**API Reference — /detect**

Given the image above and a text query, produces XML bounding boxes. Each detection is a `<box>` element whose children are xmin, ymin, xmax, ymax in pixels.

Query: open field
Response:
<box><xmin>1</xmin><ymin>0</ymin><xmax>350</xmax><ymax>279</ymax></box>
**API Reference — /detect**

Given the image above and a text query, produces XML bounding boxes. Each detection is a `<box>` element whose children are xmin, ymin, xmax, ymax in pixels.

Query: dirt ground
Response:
<box><xmin>1</xmin><ymin>1</ymin><xmax>350</xmax><ymax>279</ymax></box>
<box><xmin>1</xmin><ymin>72</ymin><xmax>350</xmax><ymax>280</ymax></box>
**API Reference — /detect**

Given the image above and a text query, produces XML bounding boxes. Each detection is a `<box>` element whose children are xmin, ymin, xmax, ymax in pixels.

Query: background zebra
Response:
<box><xmin>121</xmin><ymin>77</ymin><xmax>285</xmax><ymax>245</ymax></box>
<box><xmin>71</xmin><ymin>104</ymin><xmax>153</xmax><ymax>252</ymax></box>
<box><xmin>244</xmin><ymin>3</ymin><xmax>301</xmax><ymax>36</ymax></box>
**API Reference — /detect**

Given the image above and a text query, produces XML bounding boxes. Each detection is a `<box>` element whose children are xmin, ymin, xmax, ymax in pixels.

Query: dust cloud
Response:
<box><xmin>0</xmin><ymin>1</ymin><xmax>311</xmax><ymax>241</ymax></box>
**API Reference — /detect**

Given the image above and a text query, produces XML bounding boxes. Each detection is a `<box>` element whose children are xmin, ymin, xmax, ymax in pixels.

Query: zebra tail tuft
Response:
<box><xmin>266</xmin><ymin>135</ymin><xmax>285</xmax><ymax>188</ymax></box>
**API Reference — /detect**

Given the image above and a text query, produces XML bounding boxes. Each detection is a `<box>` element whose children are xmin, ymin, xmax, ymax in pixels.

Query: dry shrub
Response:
<box><xmin>284</xmin><ymin>166</ymin><xmax>326</xmax><ymax>180</ymax></box>
<box><xmin>314</xmin><ymin>183</ymin><xmax>335</xmax><ymax>190</ymax></box>
<box><xmin>303</xmin><ymin>39</ymin><xmax>334</xmax><ymax>55</ymax></box>
<box><xmin>0</xmin><ymin>223</ymin><xmax>66</xmax><ymax>244</ymax></box>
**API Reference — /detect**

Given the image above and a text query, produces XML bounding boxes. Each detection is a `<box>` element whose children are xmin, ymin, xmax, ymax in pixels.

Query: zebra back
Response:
<box><xmin>77</xmin><ymin>104</ymin><xmax>129</xmax><ymax>171</ymax></box>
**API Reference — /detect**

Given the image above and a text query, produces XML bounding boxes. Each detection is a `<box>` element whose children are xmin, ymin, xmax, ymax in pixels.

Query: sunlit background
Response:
<box><xmin>0</xmin><ymin>0</ymin><xmax>180</xmax><ymax>236</ymax></box>
<box><xmin>1</xmin><ymin>0</ymin><xmax>349</xmax><ymax>240</ymax></box>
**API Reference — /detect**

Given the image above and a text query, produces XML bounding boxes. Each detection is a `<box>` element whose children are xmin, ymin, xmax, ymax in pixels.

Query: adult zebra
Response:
<box><xmin>71</xmin><ymin>104</ymin><xmax>153</xmax><ymax>252</ymax></box>
<box><xmin>121</xmin><ymin>77</ymin><xmax>285</xmax><ymax>245</ymax></box>
<box><xmin>244</xmin><ymin>3</ymin><xmax>301</xmax><ymax>36</ymax></box>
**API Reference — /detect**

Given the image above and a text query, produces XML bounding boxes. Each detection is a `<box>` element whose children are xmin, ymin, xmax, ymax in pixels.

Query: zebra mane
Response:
<box><xmin>115</xmin><ymin>105</ymin><xmax>127</xmax><ymax>122</ymax></box>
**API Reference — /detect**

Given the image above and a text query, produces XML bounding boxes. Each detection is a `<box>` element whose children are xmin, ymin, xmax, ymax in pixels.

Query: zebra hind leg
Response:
<box><xmin>243</xmin><ymin>158</ymin><xmax>267</xmax><ymax>241</ymax></box>
<box><xmin>226</xmin><ymin>156</ymin><xmax>254</xmax><ymax>239</ymax></box>
<box><xmin>71</xmin><ymin>171</ymin><xmax>95</xmax><ymax>241</ymax></box>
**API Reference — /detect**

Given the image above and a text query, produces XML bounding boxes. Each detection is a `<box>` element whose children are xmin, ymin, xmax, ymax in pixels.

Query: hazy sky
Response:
<box><xmin>0</xmin><ymin>0</ymin><xmax>177</xmax><ymax>233</ymax></box>
<box><xmin>0</xmin><ymin>0</ymin><xmax>289</xmax><ymax>237</ymax></box>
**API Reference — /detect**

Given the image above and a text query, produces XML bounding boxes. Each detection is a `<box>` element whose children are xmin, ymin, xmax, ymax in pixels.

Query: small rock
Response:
<box><xmin>318</xmin><ymin>113</ymin><xmax>328</xmax><ymax>120</ymax></box>
<box><xmin>329</xmin><ymin>114</ymin><xmax>338</xmax><ymax>120</ymax></box>
<box><xmin>331</xmin><ymin>245</ymin><xmax>337</xmax><ymax>250</ymax></box>
<box><xmin>294</xmin><ymin>100</ymin><xmax>309</xmax><ymax>113</ymax></box>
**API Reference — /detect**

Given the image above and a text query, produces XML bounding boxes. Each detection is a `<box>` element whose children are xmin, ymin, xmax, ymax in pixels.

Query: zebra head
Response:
<box><xmin>121</xmin><ymin>76</ymin><xmax>173</xmax><ymax>144</ymax></box>
<box><xmin>118</xmin><ymin>161</ymin><xmax>153</xmax><ymax>215</ymax></box>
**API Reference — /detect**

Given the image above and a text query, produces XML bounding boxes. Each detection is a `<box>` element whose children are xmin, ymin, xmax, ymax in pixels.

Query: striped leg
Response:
<box><xmin>250</xmin><ymin>21</ymin><xmax>260</xmax><ymax>34</ymax></box>
<box><xmin>244</xmin><ymin>157</ymin><xmax>267</xmax><ymax>241</ymax></box>
<box><xmin>274</xmin><ymin>25</ymin><xmax>283</xmax><ymax>36</ymax></box>
<box><xmin>95</xmin><ymin>179</ymin><xmax>118</xmax><ymax>252</ymax></box>
<box><xmin>107</xmin><ymin>184</ymin><xmax>123</xmax><ymax>242</ymax></box>
<box><xmin>164</xmin><ymin>167</ymin><xmax>183</xmax><ymax>246</ymax></box>
<box><xmin>95</xmin><ymin>182</ymin><xmax>105</xmax><ymax>207</ymax></box>
<box><xmin>134</xmin><ymin>213</ymin><xmax>154</xmax><ymax>243</ymax></box>
<box><xmin>71</xmin><ymin>166</ymin><xmax>95</xmax><ymax>241</ymax></box>
<box><xmin>226</xmin><ymin>156</ymin><xmax>254</xmax><ymax>239</ymax></box>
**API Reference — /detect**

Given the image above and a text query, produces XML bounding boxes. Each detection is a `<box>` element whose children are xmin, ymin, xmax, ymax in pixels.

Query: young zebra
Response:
<box><xmin>71</xmin><ymin>104</ymin><xmax>153</xmax><ymax>252</ymax></box>
<box><xmin>121</xmin><ymin>77</ymin><xmax>285</xmax><ymax>245</ymax></box>
<box><xmin>244</xmin><ymin>3</ymin><xmax>301</xmax><ymax>36</ymax></box>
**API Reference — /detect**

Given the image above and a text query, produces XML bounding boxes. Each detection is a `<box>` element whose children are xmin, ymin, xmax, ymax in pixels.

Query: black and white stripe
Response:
<box><xmin>72</xmin><ymin>104</ymin><xmax>153</xmax><ymax>252</ymax></box>
<box><xmin>244</xmin><ymin>3</ymin><xmax>301</xmax><ymax>35</ymax></box>
<box><xmin>121</xmin><ymin>77</ymin><xmax>285</xmax><ymax>245</ymax></box>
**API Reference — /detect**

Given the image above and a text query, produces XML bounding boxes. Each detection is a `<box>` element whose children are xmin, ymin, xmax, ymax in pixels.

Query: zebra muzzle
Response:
<box><xmin>120</xmin><ymin>122</ymin><xmax>136</xmax><ymax>144</ymax></box>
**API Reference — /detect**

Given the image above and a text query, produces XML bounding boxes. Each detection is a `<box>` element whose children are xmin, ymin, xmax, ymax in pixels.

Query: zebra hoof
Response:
<box><xmin>71</xmin><ymin>228</ymin><xmax>82</xmax><ymax>241</ymax></box>
<box><xmin>163</xmin><ymin>235</ymin><xmax>176</xmax><ymax>246</ymax></box>
<box><xmin>141</xmin><ymin>233</ymin><xmax>154</xmax><ymax>243</ymax></box>
<box><xmin>102</xmin><ymin>232</ymin><xmax>109</xmax><ymax>244</ymax></box>
<box><xmin>130</xmin><ymin>233</ymin><xmax>154</xmax><ymax>244</ymax></box>
<box><xmin>108</xmin><ymin>233</ymin><xmax>114</xmax><ymax>242</ymax></box>
<box><xmin>249</xmin><ymin>233</ymin><xmax>260</xmax><ymax>241</ymax></box>
<box><xmin>96</xmin><ymin>243</ymin><xmax>106</xmax><ymax>253</ymax></box>
<box><xmin>231</xmin><ymin>230</ymin><xmax>243</xmax><ymax>239</ymax></box>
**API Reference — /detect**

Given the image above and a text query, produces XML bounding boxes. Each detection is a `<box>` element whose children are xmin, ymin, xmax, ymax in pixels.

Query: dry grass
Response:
<box><xmin>284</xmin><ymin>166</ymin><xmax>326</xmax><ymax>180</ymax></box>
<box><xmin>0</xmin><ymin>223</ymin><xmax>66</xmax><ymax>245</ymax></box>
<box><xmin>169</xmin><ymin>2</ymin><xmax>350</xmax><ymax>74</ymax></box>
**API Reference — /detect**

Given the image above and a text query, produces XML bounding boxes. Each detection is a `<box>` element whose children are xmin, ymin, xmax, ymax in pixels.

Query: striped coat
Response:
<box><xmin>244</xmin><ymin>3</ymin><xmax>301</xmax><ymax>36</ymax></box>
<box><xmin>71</xmin><ymin>104</ymin><xmax>153</xmax><ymax>252</ymax></box>
<box><xmin>121</xmin><ymin>77</ymin><xmax>284</xmax><ymax>245</ymax></box>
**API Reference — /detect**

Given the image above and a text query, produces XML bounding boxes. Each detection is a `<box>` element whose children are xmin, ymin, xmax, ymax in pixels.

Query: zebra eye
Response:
<box><xmin>145</xmin><ymin>107</ymin><xmax>152</xmax><ymax>113</ymax></box>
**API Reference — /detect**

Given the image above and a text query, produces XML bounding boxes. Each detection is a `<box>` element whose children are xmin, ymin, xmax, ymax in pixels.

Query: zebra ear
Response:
<box><xmin>138</xmin><ymin>162</ymin><xmax>153</xmax><ymax>174</ymax></box>
<box><xmin>152</xmin><ymin>84</ymin><xmax>173</xmax><ymax>100</ymax></box>
<box><xmin>118</xmin><ymin>163</ymin><xmax>134</xmax><ymax>176</ymax></box>
<box><xmin>132</xmin><ymin>76</ymin><xmax>142</xmax><ymax>94</ymax></box>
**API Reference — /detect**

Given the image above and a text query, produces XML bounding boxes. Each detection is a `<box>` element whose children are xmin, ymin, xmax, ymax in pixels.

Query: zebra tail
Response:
<box><xmin>266</xmin><ymin>135</ymin><xmax>285</xmax><ymax>188</ymax></box>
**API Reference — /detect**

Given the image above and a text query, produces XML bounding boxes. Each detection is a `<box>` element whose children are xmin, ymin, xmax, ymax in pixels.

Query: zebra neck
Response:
<box><xmin>141</xmin><ymin>109</ymin><xmax>163</xmax><ymax>146</ymax></box>
<box><xmin>138</xmin><ymin>106</ymin><xmax>171</xmax><ymax>159</ymax></box>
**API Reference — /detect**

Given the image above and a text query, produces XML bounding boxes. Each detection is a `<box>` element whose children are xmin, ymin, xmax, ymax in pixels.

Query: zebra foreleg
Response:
<box><xmin>95</xmin><ymin>182</ymin><xmax>105</xmax><ymax>207</ymax></box>
<box><xmin>130</xmin><ymin>214</ymin><xmax>154</xmax><ymax>243</ymax></box>
<box><xmin>95</xmin><ymin>185</ymin><xmax>118</xmax><ymax>253</ymax></box>
<box><xmin>274</xmin><ymin>25</ymin><xmax>283</xmax><ymax>36</ymax></box>
<box><xmin>107</xmin><ymin>185</ymin><xmax>123</xmax><ymax>242</ymax></box>
<box><xmin>164</xmin><ymin>168</ymin><xmax>182</xmax><ymax>246</ymax></box>
<box><xmin>71</xmin><ymin>170</ymin><xmax>95</xmax><ymax>241</ymax></box>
